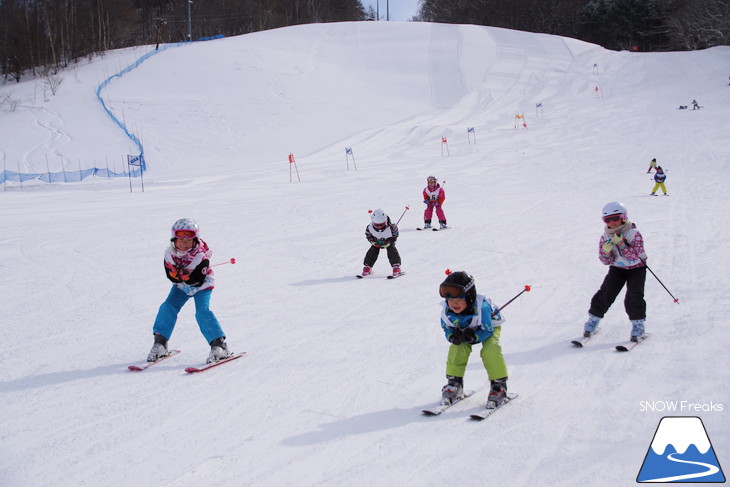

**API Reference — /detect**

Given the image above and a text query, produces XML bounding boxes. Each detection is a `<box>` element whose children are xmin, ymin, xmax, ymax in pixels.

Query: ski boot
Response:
<box><xmin>423</xmin><ymin>220</ymin><xmax>432</xmax><ymax>229</ymax></box>
<box><xmin>583</xmin><ymin>314</ymin><xmax>601</xmax><ymax>338</ymax></box>
<box><xmin>207</xmin><ymin>337</ymin><xmax>231</xmax><ymax>363</ymax></box>
<box><xmin>439</xmin><ymin>220</ymin><xmax>448</xmax><ymax>230</ymax></box>
<box><xmin>440</xmin><ymin>375</ymin><xmax>464</xmax><ymax>406</ymax></box>
<box><xmin>487</xmin><ymin>378</ymin><xmax>508</xmax><ymax>407</ymax></box>
<box><xmin>392</xmin><ymin>264</ymin><xmax>403</xmax><ymax>277</ymax></box>
<box><xmin>630</xmin><ymin>319</ymin><xmax>646</xmax><ymax>342</ymax></box>
<box><xmin>147</xmin><ymin>333</ymin><xmax>169</xmax><ymax>362</ymax></box>
<box><xmin>361</xmin><ymin>266</ymin><xmax>372</xmax><ymax>277</ymax></box>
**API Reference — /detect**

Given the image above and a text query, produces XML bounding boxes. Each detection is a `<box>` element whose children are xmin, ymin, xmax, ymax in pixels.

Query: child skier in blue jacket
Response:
<box><xmin>651</xmin><ymin>167</ymin><xmax>668</xmax><ymax>195</ymax></box>
<box><xmin>438</xmin><ymin>271</ymin><xmax>508</xmax><ymax>408</ymax></box>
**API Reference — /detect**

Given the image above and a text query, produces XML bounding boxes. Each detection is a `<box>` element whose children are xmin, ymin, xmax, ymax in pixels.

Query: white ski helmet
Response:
<box><xmin>602</xmin><ymin>201</ymin><xmax>627</xmax><ymax>220</ymax></box>
<box><xmin>371</xmin><ymin>208</ymin><xmax>388</xmax><ymax>226</ymax></box>
<box><xmin>171</xmin><ymin>218</ymin><xmax>199</xmax><ymax>239</ymax></box>
<box><xmin>427</xmin><ymin>175</ymin><xmax>438</xmax><ymax>184</ymax></box>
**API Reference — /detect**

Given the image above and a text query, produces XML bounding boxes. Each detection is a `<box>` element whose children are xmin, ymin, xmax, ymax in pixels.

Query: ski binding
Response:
<box><xmin>184</xmin><ymin>352</ymin><xmax>246</xmax><ymax>373</ymax></box>
<box><xmin>616</xmin><ymin>334</ymin><xmax>649</xmax><ymax>352</ymax></box>
<box><xmin>128</xmin><ymin>350</ymin><xmax>181</xmax><ymax>371</ymax></box>
<box><xmin>422</xmin><ymin>389</ymin><xmax>475</xmax><ymax>416</ymax></box>
<box><xmin>572</xmin><ymin>329</ymin><xmax>599</xmax><ymax>347</ymax></box>
<box><xmin>470</xmin><ymin>393</ymin><xmax>518</xmax><ymax>420</ymax></box>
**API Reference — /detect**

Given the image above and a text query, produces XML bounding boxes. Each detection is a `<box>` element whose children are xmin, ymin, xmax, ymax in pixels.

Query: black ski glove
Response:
<box><xmin>448</xmin><ymin>328</ymin><xmax>463</xmax><ymax>345</ymax></box>
<box><xmin>461</xmin><ymin>328</ymin><xmax>477</xmax><ymax>344</ymax></box>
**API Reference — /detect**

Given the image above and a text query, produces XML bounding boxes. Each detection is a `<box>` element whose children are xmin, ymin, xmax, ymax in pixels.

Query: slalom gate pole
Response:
<box><xmin>210</xmin><ymin>258</ymin><xmax>236</xmax><ymax>267</ymax></box>
<box><xmin>492</xmin><ymin>285</ymin><xmax>531</xmax><ymax>318</ymax></box>
<box><xmin>395</xmin><ymin>206</ymin><xmax>410</xmax><ymax>225</ymax></box>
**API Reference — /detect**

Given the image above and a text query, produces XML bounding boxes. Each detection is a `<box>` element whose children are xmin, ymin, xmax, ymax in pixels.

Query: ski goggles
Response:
<box><xmin>174</xmin><ymin>230</ymin><xmax>196</xmax><ymax>239</ymax></box>
<box><xmin>439</xmin><ymin>284</ymin><xmax>467</xmax><ymax>300</ymax></box>
<box><xmin>602</xmin><ymin>214</ymin><xmax>622</xmax><ymax>223</ymax></box>
<box><xmin>372</xmin><ymin>222</ymin><xmax>387</xmax><ymax>230</ymax></box>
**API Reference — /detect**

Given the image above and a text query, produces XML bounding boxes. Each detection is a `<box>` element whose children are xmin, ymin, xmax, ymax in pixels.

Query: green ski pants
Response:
<box><xmin>445</xmin><ymin>326</ymin><xmax>508</xmax><ymax>380</ymax></box>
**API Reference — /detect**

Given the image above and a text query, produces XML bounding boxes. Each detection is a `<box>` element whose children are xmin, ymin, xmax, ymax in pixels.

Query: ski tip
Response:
<box><xmin>571</xmin><ymin>340</ymin><xmax>584</xmax><ymax>348</ymax></box>
<box><xmin>616</xmin><ymin>335</ymin><xmax>649</xmax><ymax>352</ymax></box>
<box><xmin>355</xmin><ymin>275</ymin><xmax>364</xmax><ymax>278</ymax></box>
<box><xmin>127</xmin><ymin>349</ymin><xmax>181</xmax><ymax>371</ymax></box>
<box><xmin>185</xmin><ymin>352</ymin><xmax>246</xmax><ymax>373</ymax></box>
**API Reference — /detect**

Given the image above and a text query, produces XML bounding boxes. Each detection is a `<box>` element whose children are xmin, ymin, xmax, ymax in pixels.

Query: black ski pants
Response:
<box><xmin>589</xmin><ymin>265</ymin><xmax>647</xmax><ymax>321</ymax></box>
<box><xmin>364</xmin><ymin>244</ymin><xmax>401</xmax><ymax>268</ymax></box>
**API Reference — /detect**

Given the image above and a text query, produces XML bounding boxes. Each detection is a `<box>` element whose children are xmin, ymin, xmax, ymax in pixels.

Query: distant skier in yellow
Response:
<box><xmin>646</xmin><ymin>158</ymin><xmax>657</xmax><ymax>174</ymax></box>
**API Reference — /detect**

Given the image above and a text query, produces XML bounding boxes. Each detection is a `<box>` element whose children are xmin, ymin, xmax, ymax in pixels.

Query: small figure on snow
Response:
<box><xmin>583</xmin><ymin>202</ymin><xmax>648</xmax><ymax>342</ymax></box>
<box><xmin>362</xmin><ymin>209</ymin><xmax>402</xmax><ymax>277</ymax></box>
<box><xmin>651</xmin><ymin>166</ymin><xmax>668</xmax><ymax>196</ymax></box>
<box><xmin>646</xmin><ymin>158</ymin><xmax>657</xmax><ymax>174</ymax></box>
<box><xmin>692</xmin><ymin>99</ymin><xmax>700</xmax><ymax>110</ymax></box>
<box><xmin>422</xmin><ymin>176</ymin><xmax>447</xmax><ymax>229</ymax></box>
<box><xmin>147</xmin><ymin>218</ymin><xmax>231</xmax><ymax>364</ymax></box>
<box><xmin>438</xmin><ymin>271</ymin><xmax>508</xmax><ymax>407</ymax></box>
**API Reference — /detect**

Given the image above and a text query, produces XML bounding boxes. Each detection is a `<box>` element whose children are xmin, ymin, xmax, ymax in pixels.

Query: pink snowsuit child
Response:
<box><xmin>423</xmin><ymin>176</ymin><xmax>447</xmax><ymax>229</ymax></box>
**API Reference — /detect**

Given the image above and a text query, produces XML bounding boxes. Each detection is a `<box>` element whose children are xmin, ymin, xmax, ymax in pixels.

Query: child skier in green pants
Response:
<box><xmin>438</xmin><ymin>271</ymin><xmax>508</xmax><ymax>407</ymax></box>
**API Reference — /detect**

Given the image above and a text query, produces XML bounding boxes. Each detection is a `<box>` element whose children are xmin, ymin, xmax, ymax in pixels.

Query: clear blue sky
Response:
<box><xmin>363</xmin><ymin>0</ymin><xmax>420</xmax><ymax>21</ymax></box>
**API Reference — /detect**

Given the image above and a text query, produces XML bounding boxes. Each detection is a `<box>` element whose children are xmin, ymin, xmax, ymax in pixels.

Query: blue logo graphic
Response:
<box><xmin>638</xmin><ymin>416</ymin><xmax>725</xmax><ymax>483</ymax></box>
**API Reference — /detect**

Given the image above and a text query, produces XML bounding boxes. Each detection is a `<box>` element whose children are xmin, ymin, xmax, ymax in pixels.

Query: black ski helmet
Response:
<box><xmin>439</xmin><ymin>271</ymin><xmax>477</xmax><ymax>309</ymax></box>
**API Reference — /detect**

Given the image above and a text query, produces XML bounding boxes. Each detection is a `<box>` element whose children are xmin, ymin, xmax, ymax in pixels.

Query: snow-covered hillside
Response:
<box><xmin>1</xmin><ymin>21</ymin><xmax>728</xmax><ymax>487</ymax></box>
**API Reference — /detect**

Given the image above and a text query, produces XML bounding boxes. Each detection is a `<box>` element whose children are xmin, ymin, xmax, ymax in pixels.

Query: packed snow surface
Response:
<box><xmin>1</xmin><ymin>21</ymin><xmax>728</xmax><ymax>487</ymax></box>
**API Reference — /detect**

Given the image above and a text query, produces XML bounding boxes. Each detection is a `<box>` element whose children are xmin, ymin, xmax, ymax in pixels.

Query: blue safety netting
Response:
<box><xmin>1</xmin><ymin>35</ymin><xmax>223</xmax><ymax>185</ymax></box>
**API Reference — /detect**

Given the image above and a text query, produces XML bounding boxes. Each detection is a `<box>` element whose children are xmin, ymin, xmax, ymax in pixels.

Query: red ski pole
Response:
<box><xmin>492</xmin><ymin>285</ymin><xmax>531</xmax><ymax>317</ymax></box>
<box><xmin>395</xmin><ymin>206</ymin><xmax>410</xmax><ymax>225</ymax></box>
<box><xmin>210</xmin><ymin>258</ymin><xmax>236</xmax><ymax>267</ymax></box>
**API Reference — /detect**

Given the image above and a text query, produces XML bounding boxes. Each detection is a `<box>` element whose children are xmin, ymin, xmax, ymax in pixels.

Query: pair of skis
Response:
<box><xmin>422</xmin><ymin>391</ymin><xmax>518</xmax><ymax>420</ymax></box>
<box><xmin>416</xmin><ymin>226</ymin><xmax>449</xmax><ymax>232</ymax></box>
<box><xmin>571</xmin><ymin>329</ymin><xmax>649</xmax><ymax>352</ymax></box>
<box><xmin>127</xmin><ymin>350</ymin><xmax>246</xmax><ymax>373</ymax></box>
<box><xmin>355</xmin><ymin>272</ymin><xmax>405</xmax><ymax>280</ymax></box>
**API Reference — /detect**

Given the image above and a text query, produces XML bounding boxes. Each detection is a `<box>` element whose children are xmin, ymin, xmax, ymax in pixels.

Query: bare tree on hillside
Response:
<box><xmin>665</xmin><ymin>0</ymin><xmax>730</xmax><ymax>49</ymax></box>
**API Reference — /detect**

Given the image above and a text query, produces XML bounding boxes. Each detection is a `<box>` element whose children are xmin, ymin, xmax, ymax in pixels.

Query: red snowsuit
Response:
<box><xmin>423</xmin><ymin>183</ymin><xmax>446</xmax><ymax>224</ymax></box>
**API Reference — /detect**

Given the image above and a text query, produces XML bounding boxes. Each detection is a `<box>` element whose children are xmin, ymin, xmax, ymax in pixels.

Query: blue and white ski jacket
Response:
<box><xmin>440</xmin><ymin>294</ymin><xmax>504</xmax><ymax>343</ymax></box>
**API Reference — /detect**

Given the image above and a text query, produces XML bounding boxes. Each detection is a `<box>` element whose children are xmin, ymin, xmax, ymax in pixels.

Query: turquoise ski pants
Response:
<box><xmin>152</xmin><ymin>286</ymin><xmax>224</xmax><ymax>344</ymax></box>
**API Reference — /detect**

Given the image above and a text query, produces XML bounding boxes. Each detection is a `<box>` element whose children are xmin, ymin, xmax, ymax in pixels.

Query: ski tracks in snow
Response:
<box><xmin>21</xmin><ymin>105</ymin><xmax>72</xmax><ymax>172</ymax></box>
